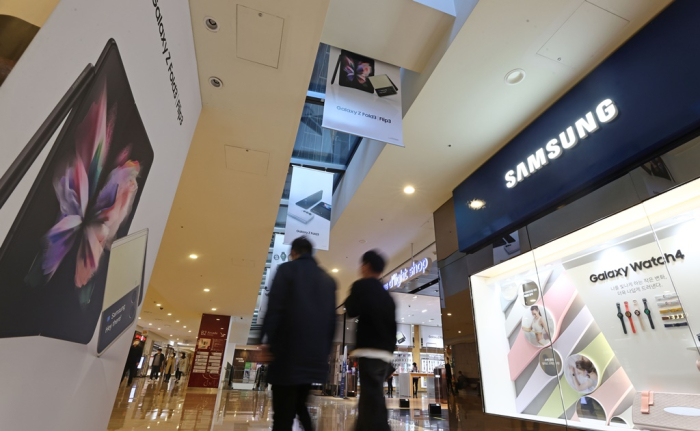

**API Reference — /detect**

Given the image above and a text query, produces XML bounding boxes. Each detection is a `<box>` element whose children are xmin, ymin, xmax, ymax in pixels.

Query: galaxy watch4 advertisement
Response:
<box><xmin>323</xmin><ymin>46</ymin><xmax>403</xmax><ymax>147</ymax></box>
<box><xmin>284</xmin><ymin>166</ymin><xmax>333</xmax><ymax>250</ymax></box>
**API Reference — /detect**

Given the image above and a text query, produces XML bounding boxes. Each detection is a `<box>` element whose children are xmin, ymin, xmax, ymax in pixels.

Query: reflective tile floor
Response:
<box><xmin>108</xmin><ymin>377</ymin><xmax>450</xmax><ymax>430</ymax></box>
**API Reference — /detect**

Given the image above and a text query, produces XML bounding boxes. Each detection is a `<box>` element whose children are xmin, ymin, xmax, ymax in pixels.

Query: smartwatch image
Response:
<box><xmin>633</xmin><ymin>300</ymin><xmax>645</xmax><ymax>330</ymax></box>
<box><xmin>664</xmin><ymin>322</ymin><xmax>689</xmax><ymax>328</ymax></box>
<box><xmin>643</xmin><ymin>298</ymin><xmax>655</xmax><ymax>330</ymax></box>
<box><xmin>659</xmin><ymin>307</ymin><xmax>683</xmax><ymax>314</ymax></box>
<box><xmin>616</xmin><ymin>303</ymin><xmax>627</xmax><ymax>335</ymax></box>
<box><xmin>624</xmin><ymin>301</ymin><xmax>636</xmax><ymax>334</ymax></box>
<box><xmin>662</xmin><ymin>314</ymin><xmax>685</xmax><ymax>321</ymax></box>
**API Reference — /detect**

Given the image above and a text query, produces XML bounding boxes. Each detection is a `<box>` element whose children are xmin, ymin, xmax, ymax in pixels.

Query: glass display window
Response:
<box><xmin>471</xmin><ymin>178</ymin><xmax>700</xmax><ymax>430</ymax></box>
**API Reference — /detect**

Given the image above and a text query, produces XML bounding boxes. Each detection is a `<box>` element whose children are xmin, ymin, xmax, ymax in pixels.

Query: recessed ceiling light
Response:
<box><xmin>203</xmin><ymin>288</ymin><xmax>210</xmax><ymax>292</ymax></box>
<box><xmin>157</xmin><ymin>328</ymin><xmax>161</xmax><ymax>330</ymax></box>
<box><xmin>167</xmin><ymin>313</ymin><xmax>172</xmax><ymax>316</ymax></box>
<box><xmin>468</xmin><ymin>199</ymin><xmax>486</xmax><ymax>210</ymax></box>
<box><xmin>149</xmin><ymin>323</ymin><xmax>152</xmax><ymax>326</ymax></box>
<box><xmin>204</xmin><ymin>17</ymin><xmax>219</xmax><ymax>32</ymax></box>
<box><xmin>404</xmin><ymin>185</ymin><xmax>415</xmax><ymax>195</ymax></box>
<box><xmin>188</xmin><ymin>330</ymin><xmax>192</xmax><ymax>333</ymax></box>
<box><xmin>209</xmin><ymin>76</ymin><xmax>223</xmax><ymax>88</ymax></box>
<box><xmin>504</xmin><ymin>68</ymin><xmax>526</xmax><ymax>85</ymax></box>
<box><xmin>458</xmin><ymin>330</ymin><xmax>462</xmax><ymax>334</ymax></box>
<box><xmin>170</xmin><ymin>334</ymin><xmax>173</xmax><ymax>337</ymax></box>
<box><xmin>138</xmin><ymin>317</ymin><xmax>141</xmax><ymax>320</ymax></box>
<box><xmin>189</xmin><ymin>254</ymin><xmax>198</xmax><ymax>260</ymax></box>
<box><xmin>422</xmin><ymin>309</ymin><xmax>428</xmax><ymax>313</ymax></box>
<box><xmin>176</xmin><ymin>320</ymin><xmax>180</xmax><ymax>323</ymax></box>
<box><xmin>413</xmin><ymin>296</ymin><xmax>417</xmax><ymax>299</ymax></box>
<box><xmin>211</xmin><ymin>308</ymin><xmax>217</xmax><ymax>311</ymax></box>
<box><xmin>447</xmin><ymin>313</ymin><xmax>452</xmax><ymax>316</ymax></box>
<box><xmin>216</xmin><ymin>318</ymin><xmax>220</xmax><ymax>321</ymax></box>
<box><xmin>332</xmin><ymin>268</ymin><xmax>339</xmax><ymax>273</ymax></box>
<box><xmin>156</xmin><ymin>303</ymin><xmax>162</xmax><ymax>307</ymax></box>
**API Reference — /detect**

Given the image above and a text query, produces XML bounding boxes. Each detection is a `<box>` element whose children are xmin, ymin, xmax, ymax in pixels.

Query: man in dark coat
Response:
<box><xmin>123</xmin><ymin>339</ymin><xmax>143</xmax><ymax>385</ymax></box>
<box><xmin>345</xmin><ymin>250</ymin><xmax>396</xmax><ymax>431</ymax></box>
<box><xmin>261</xmin><ymin>237</ymin><xmax>337</xmax><ymax>431</ymax></box>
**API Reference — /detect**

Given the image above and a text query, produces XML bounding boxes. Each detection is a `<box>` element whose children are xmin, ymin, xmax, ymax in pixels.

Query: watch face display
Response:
<box><xmin>618</xmin><ymin>312</ymin><xmax>623</xmax><ymax>319</ymax></box>
<box><xmin>625</xmin><ymin>311</ymin><xmax>632</xmax><ymax>318</ymax></box>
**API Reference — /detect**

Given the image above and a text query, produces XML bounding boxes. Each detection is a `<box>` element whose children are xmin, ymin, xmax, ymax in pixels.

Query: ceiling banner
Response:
<box><xmin>284</xmin><ymin>166</ymin><xmax>333</xmax><ymax>250</ymax></box>
<box><xmin>323</xmin><ymin>46</ymin><xmax>403</xmax><ymax>147</ymax></box>
<box><xmin>257</xmin><ymin>234</ymin><xmax>290</xmax><ymax>326</ymax></box>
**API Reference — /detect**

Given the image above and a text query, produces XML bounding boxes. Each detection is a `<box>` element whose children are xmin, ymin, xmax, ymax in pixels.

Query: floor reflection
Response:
<box><xmin>108</xmin><ymin>378</ymin><xmax>451</xmax><ymax>431</ymax></box>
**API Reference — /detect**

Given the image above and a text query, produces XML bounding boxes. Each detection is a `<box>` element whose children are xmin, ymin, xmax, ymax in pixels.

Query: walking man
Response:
<box><xmin>260</xmin><ymin>237</ymin><xmax>337</xmax><ymax>431</ymax></box>
<box><xmin>150</xmin><ymin>348</ymin><xmax>165</xmax><ymax>380</ymax></box>
<box><xmin>345</xmin><ymin>250</ymin><xmax>396</xmax><ymax>431</ymax></box>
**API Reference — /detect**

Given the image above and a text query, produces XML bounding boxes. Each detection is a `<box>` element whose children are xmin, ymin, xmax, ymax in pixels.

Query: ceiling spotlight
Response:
<box><xmin>203</xmin><ymin>288</ymin><xmax>210</xmax><ymax>292</ymax></box>
<box><xmin>468</xmin><ymin>199</ymin><xmax>486</xmax><ymax>210</ymax></box>
<box><xmin>138</xmin><ymin>317</ymin><xmax>141</xmax><ymax>320</ymax></box>
<box><xmin>167</xmin><ymin>313</ymin><xmax>172</xmax><ymax>316</ymax></box>
<box><xmin>209</xmin><ymin>76</ymin><xmax>223</xmax><ymax>88</ymax></box>
<box><xmin>189</xmin><ymin>330</ymin><xmax>192</xmax><ymax>333</ymax></box>
<box><xmin>157</xmin><ymin>328</ymin><xmax>161</xmax><ymax>330</ymax></box>
<box><xmin>422</xmin><ymin>309</ymin><xmax>428</xmax><ymax>313</ymax></box>
<box><xmin>505</xmin><ymin>68</ymin><xmax>526</xmax><ymax>85</ymax></box>
<box><xmin>176</xmin><ymin>320</ymin><xmax>180</xmax><ymax>323</ymax></box>
<box><xmin>447</xmin><ymin>313</ymin><xmax>452</xmax><ymax>316</ymax></box>
<box><xmin>403</xmin><ymin>185</ymin><xmax>415</xmax><ymax>195</ymax></box>
<box><xmin>413</xmin><ymin>296</ymin><xmax>418</xmax><ymax>299</ymax></box>
<box><xmin>216</xmin><ymin>318</ymin><xmax>220</xmax><ymax>321</ymax></box>
<box><xmin>458</xmin><ymin>330</ymin><xmax>462</xmax><ymax>334</ymax></box>
<box><xmin>156</xmin><ymin>303</ymin><xmax>162</xmax><ymax>307</ymax></box>
<box><xmin>183</xmin><ymin>326</ymin><xmax>187</xmax><ymax>328</ymax></box>
<box><xmin>189</xmin><ymin>254</ymin><xmax>198</xmax><ymax>260</ymax></box>
<box><xmin>149</xmin><ymin>323</ymin><xmax>152</xmax><ymax>326</ymax></box>
<box><xmin>211</xmin><ymin>308</ymin><xmax>217</xmax><ymax>311</ymax></box>
<box><xmin>204</xmin><ymin>17</ymin><xmax>219</xmax><ymax>32</ymax></box>
<box><xmin>332</xmin><ymin>268</ymin><xmax>339</xmax><ymax>273</ymax></box>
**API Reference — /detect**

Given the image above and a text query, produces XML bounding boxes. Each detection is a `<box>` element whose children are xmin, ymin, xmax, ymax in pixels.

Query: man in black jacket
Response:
<box><xmin>150</xmin><ymin>348</ymin><xmax>165</xmax><ymax>380</ymax></box>
<box><xmin>345</xmin><ymin>250</ymin><xmax>396</xmax><ymax>431</ymax></box>
<box><xmin>261</xmin><ymin>237</ymin><xmax>337</xmax><ymax>431</ymax></box>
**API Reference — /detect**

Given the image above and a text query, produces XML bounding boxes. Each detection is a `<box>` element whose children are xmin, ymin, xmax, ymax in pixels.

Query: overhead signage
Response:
<box><xmin>383</xmin><ymin>258</ymin><xmax>432</xmax><ymax>290</ymax></box>
<box><xmin>323</xmin><ymin>46</ymin><xmax>403</xmax><ymax>147</ymax></box>
<box><xmin>284</xmin><ymin>166</ymin><xmax>333</xmax><ymax>250</ymax></box>
<box><xmin>505</xmin><ymin>99</ymin><xmax>618</xmax><ymax>188</ymax></box>
<box><xmin>452</xmin><ymin>0</ymin><xmax>700</xmax><ymax>254</ymax></box>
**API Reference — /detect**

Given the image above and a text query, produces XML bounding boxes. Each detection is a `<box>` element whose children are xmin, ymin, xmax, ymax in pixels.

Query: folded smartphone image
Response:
<box><xmin>295</xmin><ymin>190</ymin><xmax>323</xmax><ymax>209</ymax></box>
<box><xmin>288</xmin><ymin>207</ymin><xmax>315</xmax><ymax>224</ymax></box>
<box><xmin>96</xmin><ymin>229</ymin><xmax>148</xmax><ymax>356</ymax></box>
<box><xmin>331</xmin><ymin>50</ymin><xmax>375</xmax><ymax>94</ymax></box>
<box><xmin>0</xmin><ymin>39</ymin><xmax>154</xmax><ymax>344</ymax></box>
<box><xmin>368</xmin><ymin>74</ymin><xmax>398</xmax><ymax>97</ymax></box>
<box><xmin>310</xmin><ymin>202</ymin><xmax>331</xmax><ymax>221</ymax></box>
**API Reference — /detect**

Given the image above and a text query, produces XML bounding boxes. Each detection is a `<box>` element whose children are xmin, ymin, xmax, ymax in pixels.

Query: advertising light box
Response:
<box><xmin>470</xmin><ymin>178</ymin><xmax>700</xmax><ymax>430</ymax></box>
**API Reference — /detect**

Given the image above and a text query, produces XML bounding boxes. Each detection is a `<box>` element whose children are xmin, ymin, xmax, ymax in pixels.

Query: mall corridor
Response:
<box><xmin>2</xmin><ymin>0</ymin><xmax>700</xmax><ymax>430</ymax></box>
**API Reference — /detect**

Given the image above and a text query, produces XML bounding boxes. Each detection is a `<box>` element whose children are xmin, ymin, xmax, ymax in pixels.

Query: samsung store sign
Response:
<box><xmin>383</xmin><ymin>258</ymin><xmax>432</xmax><ymax>290</ymax></box>
<box><xmin>452</xmin><ymin>0</ymin><xmax>700</xmax><ymax>254</ymax></box>
<box><xmin>505</xmin><ymin>99</ymin><xmax>618</xmax><ymax>188</ymax></box>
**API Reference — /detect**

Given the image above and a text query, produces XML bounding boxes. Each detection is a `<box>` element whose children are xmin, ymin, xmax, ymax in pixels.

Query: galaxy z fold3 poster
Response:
<box><xmin>0</xmin><ymin>39</ymin><xmax>154</xmax><ymax>345</ymax></box>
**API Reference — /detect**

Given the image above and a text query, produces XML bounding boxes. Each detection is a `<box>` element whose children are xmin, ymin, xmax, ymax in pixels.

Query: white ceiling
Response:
<box><xmin>141</xmin><ymin>0</ymin><xmax>672</xmax><ymax>343</ymax></box>
<box><xmin>141</xmin><ymin>0</ymin><xmax>331</xmax><ymax>344</ymax></box>
<box><xmin>393</xmin><ymin>292</ymin><xmax>442</xmax><ymax>327</ymax></box>
<box><xmin>317</xmin><ymin>0</ymin><xmax>671</xmax><ymax>300</ymax></box>
<box><xmin>321</xmin><ymin>0</ymin><xmax>455</xmax><ymax>71</ymax></box>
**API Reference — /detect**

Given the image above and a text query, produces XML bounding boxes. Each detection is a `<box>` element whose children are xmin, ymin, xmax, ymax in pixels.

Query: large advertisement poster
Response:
<box><xmin>257</xmin><ymin>233</ymin><xmax>290</xmax><ymax>326</ymax></box>
<box><xmin>284</xmin><ymin>166</ymin><xmax>333</xmax><ymax>250</ymax></box>
<box><xmin>0</xmin><ymin>1</ymin><xmax>201</xmax><ymax>430</ymax></box>
<box><xmin>323</xmin><ymin>46</ymin><xmax>403</xmax><ymax>147</ymax></box>
<box><xmin>189</xmin><ymin>314</ymin><xmax>231</xmax><ymax>388</ymax></box>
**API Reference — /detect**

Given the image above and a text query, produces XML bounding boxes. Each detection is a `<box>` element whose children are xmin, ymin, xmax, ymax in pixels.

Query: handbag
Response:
<box><xmin>632</xmin><ymin>391</ymin><xmax>700</xmax><ymax>431</ymax></box>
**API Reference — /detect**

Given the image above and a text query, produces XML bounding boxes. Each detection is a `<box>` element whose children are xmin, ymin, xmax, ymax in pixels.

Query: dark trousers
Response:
<box><xmin>151</xmin><ymin>365</ymin><xmax>161</xmax><ymax>379</ymax></box>
<box><xmin>272</xmin><ymin>384</ymin><xmax>313</xmax><ymax>431</ymax></box>
<box><xmin>412</xmin><ymin>377</ymin><xmax>419</xmax><ymax>397</ymax></box>
<box><xmin>175</xmin><ymin>370</ymin><xmax>182</xmax><ymax>381</ymax></box>
<box><xmin>386</xmin><ymin>376</ymin><xmax>393</xmax><ymax>397</ymax></box>
<box><xmin>357</xmin><ymin>358</ymin><xmax>390</xmax><ymax>431</ymax></box>
<box><xmin>164</xmin><ymin>372</ymin><xmax>172</xmax><ymax>382</ymax></box>
<box><xmin>123</xmin><ymin>363</ymin><xmax>138</xmax><ymax>385</ymax></box>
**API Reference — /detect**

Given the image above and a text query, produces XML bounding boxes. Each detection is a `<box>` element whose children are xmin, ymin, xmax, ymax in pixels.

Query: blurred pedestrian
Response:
<box><xmin>150</xmin><ymin>348</ymin><xmax>165</xmax><ymax>380</ymax></box>
<box><xmin>123</xmin><ymin>339</ymin><xmax>142</xmax><ymax>386</ymax></box>
<box><xmin>260</xmin><ymin>237</ymin><xmax>337</xmax><ymax>431</ymax></box>
<box><xmin>163</xmin><ymin>352</ymin><xmax>176</xmax><ymax>382</ymax></box>
<box><xmin>345</xmin><ymin>250</ymin><xmax>396</xmax><ymax>431</ymax></box>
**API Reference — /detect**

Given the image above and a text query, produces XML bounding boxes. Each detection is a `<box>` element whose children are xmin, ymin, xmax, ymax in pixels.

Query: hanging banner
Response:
<box><xmin>323</xmin><ymin>46</ymin><xmax>403</xmax><ymax>147</ymax></box>
<box><xmin>189</xmin><ymin>314</ymin><xmax>231</xmax><ymax>388</ymax></box>
<box><xmin>0</xmin><ymin>1</ymin><xmax>201</xmax><ymax>430</ymax></box>
<box><xmin>284</xmin><ymin>166</ymin><xmax>333</xmax><ymax>250</ymax></box>
<box><xmin>257</xmin><ymin>233</ymin><xmax>290</xmax><ymax>326</ymax></box>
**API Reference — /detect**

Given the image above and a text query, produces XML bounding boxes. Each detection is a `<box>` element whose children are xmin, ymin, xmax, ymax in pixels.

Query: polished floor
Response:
<box><xmin>108</xmin><ymin>378</ymin><xmax>562</xmax><ymax>430</ymax></box>
<box><xmin>108</xmin><ymin>377</ymin><xmax>450</xmax><ymax>430</ymax></box>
